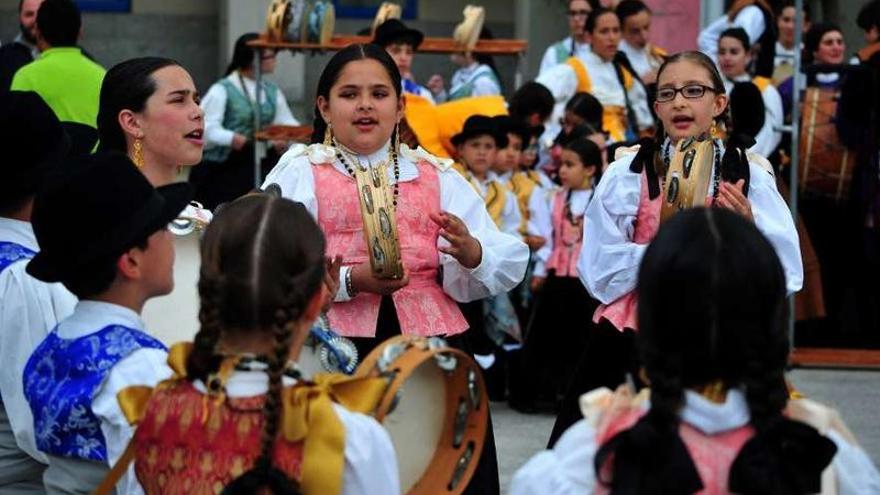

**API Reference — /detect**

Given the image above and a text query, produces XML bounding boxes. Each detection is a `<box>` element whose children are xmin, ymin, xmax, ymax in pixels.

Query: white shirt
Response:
<box><xmin>439</xmin><ymin>62</ymin><xmax>501</xmax><ymax>102</ymax></box>
<box><xmin>698</xmin><ymin>5</ymin><xmax>766</xmax><ymax>63</ymax></box>
<box><xmin>619</xmin><ymin>40</ymin><xmax>662</xmax><ymax>81</ymax></box>
<box><xmin>262</xmin><ymin>141</ymin><xmax>529</xmax><ymax>303</ymax></box>
<box><xmin>474</xmin><ymin>171</ymin><xmax>522</xmax><ymax>237</ymax></box>
<box><xmin>53</xmin><ymin>300</ymin><xmax>171</xmax><ymax>495</ymax></box>
<box><xmin>774</xmin><ymin>40</ymin><xmax>798</xmax><ymax>68</ymax></box>
<box><xmin>190</xmin><ymin>368</ymin><xmax>400</xmax><ymax>495</ymax></box>
<box><xmin>531</xmin><ymin>188</ymin><xmax>593</xmax><ymax>277</ymax></box>
<box><xmin>201</xmin><ymin>71</ymin><xmax>299</xmax><ymax>148</ymax></box>
<box><xmin>539</xmin><ymin>37</ymin><xmax>592</xmax><ymax>75</ymax></box>
<box><xmin>0</xmin><ymin>218</ymin><xmax>76</xmax><ymax>464</ymax></box>
<box><xmin>577</xmin><ymin>145</ymin><xmax>803</xmax><ymax>305</ymax></box>
<box><xmin>510</xmin><ymin>389</ymin><xmax>880</xmax><ymax>495</ymax></box>
<box><xmin>536</xmin><ymin>51</ymin><xmax>654</xmax><ymax>143</ymax></box>
<box><xmin>725</xmin><ymin>74</ymin><xmax>784</xmax><ymax>157</ymax></box>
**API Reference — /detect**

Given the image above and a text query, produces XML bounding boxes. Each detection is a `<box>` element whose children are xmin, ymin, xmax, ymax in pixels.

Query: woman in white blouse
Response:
<box><xmin>193</xmin><ymin>32</ymin><xmax>299</xmax><ymax>210</ymax></box>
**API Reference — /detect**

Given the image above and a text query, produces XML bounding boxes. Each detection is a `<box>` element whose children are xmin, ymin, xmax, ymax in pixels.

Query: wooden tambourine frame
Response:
<box><xmin>661</xmin><ymin>138</ymin><xmax>716</xmax><ymax>223</ymax></box>
<box><xmin>356</xmin><ymin>335</ymin><xmax>489</xmax><ymax>495</ymax></box>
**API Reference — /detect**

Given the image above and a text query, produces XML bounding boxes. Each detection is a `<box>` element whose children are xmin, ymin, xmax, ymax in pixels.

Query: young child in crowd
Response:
<box><xmin>512</xmin><ymin>138</ymin><xmax>602</xmax><ymax>413</ymax></box>
<box><xmin>22</xmin><ymin>152</ymin><xmax>193</xmax><ymax>494</ymax></box>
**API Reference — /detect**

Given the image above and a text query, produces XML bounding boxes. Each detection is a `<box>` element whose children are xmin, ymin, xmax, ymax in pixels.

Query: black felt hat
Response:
<box><xmin>451</xmin><ymin>115</ymin><xmax>508</xmax><ymax>148</ymax></box>
<box><xmin>492</xmin><ymin>115</ymin><xmax>531</xmax><ymax>147</ymax></box>
<box><xmin>27</xmin><ymin>151</ymin><xmax>194</xmax><ymax>283</ymax></box>
<box><xmin>372</xmin><ymin>19</ymin><xmax>424</xmax><ymax>49</ymax></box>
<box><xmin>0</xmin><ymin>91</ymin><xmax>71</xmax><ymax>207</ymax></box>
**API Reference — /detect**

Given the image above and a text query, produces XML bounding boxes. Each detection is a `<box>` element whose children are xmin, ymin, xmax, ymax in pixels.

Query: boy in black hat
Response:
<box><xmin>21</xmin><ymin>151</ymin><xmax>193</xmax><ymax>493</ymax></box>
<box><xmin>451</xmin><ymin>115</ymin><xmax>521</xmax><ymax>401</ymax></box>
<box><xmin>372</xmin><ymin>18</ymin><xmax>435</xmax><ymax>102</ymax></box>
<box><xmin>0</xmin><ymin>90</ymin><xmax>77</xmax><ymax>493</ymax></box>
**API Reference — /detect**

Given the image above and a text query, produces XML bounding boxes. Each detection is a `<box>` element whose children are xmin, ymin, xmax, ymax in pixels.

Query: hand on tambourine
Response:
<box><xmin>716</xmin><ymin>180</ymin><xmax>753</xmax><ymax>221</ymax></box>
<box><xmin>323</xmin><ymin>255</ymin><xmax>342</xmax><ymax>311</ymax></box>
<box><xmin>431</xmin><ymin>212</ymin><xmax>482</xmax><ymax>269</ymax></box>
<box><xmin>350</xmin><ymin>263</ymin><xmax>410</xmax><ymax>296</ymax></box>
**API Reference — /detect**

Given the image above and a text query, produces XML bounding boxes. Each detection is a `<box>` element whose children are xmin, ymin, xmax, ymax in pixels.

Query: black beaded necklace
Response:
<box><xmin>334</xmin><ymin>140</ymin><xmax>401</xmax><ymax>206</ymax></box>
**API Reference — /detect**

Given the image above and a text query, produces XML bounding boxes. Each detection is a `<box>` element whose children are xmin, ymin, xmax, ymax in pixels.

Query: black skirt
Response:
<box><xmin>547</xmin><ymin>317</ymin><xmax>640</xmax><ymax>448</ymax></box>
<box><xmin>350</xmin><ymin>296</ymin><xmax>501</xmax><ymax>495</ymax></box>
<box><xmin>509</xmin><ymin>274</ymin><xmax>598</xmax><ymax>408</ymax></box>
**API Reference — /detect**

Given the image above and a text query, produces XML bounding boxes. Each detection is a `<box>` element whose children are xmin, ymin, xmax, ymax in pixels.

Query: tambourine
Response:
<box><xmin>660</xmin><ymin>136</ymin><xmax>716</xmax><ymax>223</ymax></box>
<box><xmin>356</xmin><ymin>336</ymin><xmax>488</xmax><ymax>495</ymax></box>
<box><xmin>168</xmin><ymin>202</ymin><xmax>212</xmax><ymax>236</ymax></box>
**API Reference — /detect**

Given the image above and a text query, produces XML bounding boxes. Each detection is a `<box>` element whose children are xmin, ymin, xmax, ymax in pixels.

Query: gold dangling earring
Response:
<box><xmin>394</xmin><ymin>121</ymin><xmax>401</xmax><ymax>157</ymax></box>
<box><xmin>324</xmin><ymin>123</ymin><xmax>333</xmax><ymax>147</ymax></box>
<box><xmin>132</xmin><ymin>138</ymin><xmax>145</xmax><ymax>168</ymax></box>
<box><xmin>710</xmin><ymin>121</ymin><xmax>719</xmax><ymax>139</ymax></box>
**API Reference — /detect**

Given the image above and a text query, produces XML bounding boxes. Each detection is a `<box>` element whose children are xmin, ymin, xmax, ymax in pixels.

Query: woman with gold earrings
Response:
<box><xmin>263</xmin><ymin>44</ymin><xmax>528</xmax><ymax>495</ymax></box>
<box><xmin>96</xmin><ymin>57</ymin><xmax>210</xmax><ymax>345</ymax></box>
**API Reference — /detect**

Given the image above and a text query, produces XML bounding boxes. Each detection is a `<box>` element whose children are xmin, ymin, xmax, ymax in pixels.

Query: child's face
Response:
<box><xmin>654</xmin><ymin>60</ymin><xmax>727</xmax><ymax>143</ymax></box>
<box><xmin>622</xmin><ymin>10</ymin><xmax>651</xmax><ymax>49</ymax></box>
<box><xmin>561</xmin><ymin>110</ymin><xmax>585</xmax><ymax>135</ymax></box>
<box><xmin>494</xmin><ymin>133</ymin><xmax>523</xmax><ymax>174</ymax></box>
<box><xmin>386</xmin><ymin>42</ymin><xmax>415</xmax><ymax>76</ymax></box>
<box><xmin>458</xmin><ymin>135</ymin><xmax>497</xmax><ymax>177</ymax></box>
<box><xmin>521</xmin><ymin>136</ymin><xmax>538</xmax><ymax>168</ymax></box>
<box><xmin>558</xmin><ymin>148</ymin><xmax>594</xmax><ymax>189</ymax></box>
<box><xmin>866</xmin><ymin>26</ymin><xmax>880</xmax><ymax>44</ymax></box>
<box><xmin>139</xmin><ymin>228</ymin><xmax>175</xmax><ymax>297</ymax></box>
<box><xmin>317</xmin><ymin>59</ymin><xmax>403</xmax><ymax>155</ymax></box>
<box><xmin>717</xmin><ymin>37</ymin><xmax>750</xmax><ymax>79</ymax></box>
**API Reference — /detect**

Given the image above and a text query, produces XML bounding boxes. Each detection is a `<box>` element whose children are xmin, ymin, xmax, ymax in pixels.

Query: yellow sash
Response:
<box><xmin>752</xmin><ymin>76</ymin><xmax>771</xmax><ymax>93</ymax></box>
<box><xmin>116</xmin><ymin>342</ymin><xmax>387</xmax><ymax>495</ymax></box>
<box><xmin>565</xmin><ymin>57</ymin><xmax>634</xmax><ymax>142</ymax></box>
<box><xmin>509</xmin><ymin>171</ymin><xmax>541</xmax><ymax>235</ymax></box>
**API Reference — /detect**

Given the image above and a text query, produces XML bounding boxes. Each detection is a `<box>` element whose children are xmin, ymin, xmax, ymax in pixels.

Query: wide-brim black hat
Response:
<box><xmin>28</xmin><ymin>151</ymin><xmax>194</xmax><ymax>283</ymax></box>
<box><xmin>373</xmin><ymin>19</ymin><xmax>424</xmax><ymax>49</ymax></box>
<box><xmin>0</xmin><ymin>91</ymin><xmax>71</xmax><ymax>202</ymax></box>
<box><xmin>451</xmin><ymin>115</ymin><xmax>508</xmax><ymax>148</ymax></box>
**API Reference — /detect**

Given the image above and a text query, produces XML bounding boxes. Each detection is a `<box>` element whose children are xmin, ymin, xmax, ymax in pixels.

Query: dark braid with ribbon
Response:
<box><xmin>183</xmin><ymin>194</ymin><xmax>326</xmax><ymax>495</ymax></box>
<box><xmin>593</xmin><ymin>208</ymin><xmax>836</xmax><ymax>494</ymax></box>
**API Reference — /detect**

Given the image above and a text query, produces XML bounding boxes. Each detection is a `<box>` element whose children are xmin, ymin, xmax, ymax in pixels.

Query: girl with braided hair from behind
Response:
<box><xmin>511</xmin><ymin>207</ymin><xmax>880</xmax><ymax>494</ymax></box>
<box><xmin>130</xmin><ymin>194</ymin><xmax>400</xmax><ymax>495</ymax></box>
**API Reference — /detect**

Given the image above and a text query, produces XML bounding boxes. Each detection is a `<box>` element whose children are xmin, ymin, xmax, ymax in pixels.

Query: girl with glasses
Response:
<box><xmin>545</xmin><ymin>50</ymin><xmax>802</xmax><ymax>446</ymax></box>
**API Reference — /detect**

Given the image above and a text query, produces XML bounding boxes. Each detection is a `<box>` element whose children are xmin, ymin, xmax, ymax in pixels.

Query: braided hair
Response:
<box><xmin>187</xmin><ymin>194</ymin><xmax>326</xmax><ymax>494</ymax></box>
<box><xmin>594</xmin><ymin>208</ymin><xmax>836</xmax><ymax>494</ymax></box>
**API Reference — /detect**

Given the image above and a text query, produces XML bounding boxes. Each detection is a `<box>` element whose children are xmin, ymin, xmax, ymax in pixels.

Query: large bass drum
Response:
<box><xmin>356</xmin><ymin>336</ymin><xmax>488</xmax><ymax>495</ymax></box>
<box><xmin>799</xmin><ymin>87</ymin><xmax>856</xmax><ymax>202</ymax></box>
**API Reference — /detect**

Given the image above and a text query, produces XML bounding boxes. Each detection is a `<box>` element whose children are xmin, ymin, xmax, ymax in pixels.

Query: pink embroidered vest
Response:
<box><xmin>592</xmin><ymin>170</ymin><xmax>662</xmax><ymax>332</ymax></box>
<box><xmin>314</xmin><ymin>161</ymin><xmax>468</xmax><ymax>337</ymax></box>
<box><xmin>545</xmin><ymin>189</ymin><xmax>584</xmax><ymax>278</ymax></box>
<box><xmin>594</xmin><ymin>407</ymin><xmax>755</xmax><ymax>495</ymax></box>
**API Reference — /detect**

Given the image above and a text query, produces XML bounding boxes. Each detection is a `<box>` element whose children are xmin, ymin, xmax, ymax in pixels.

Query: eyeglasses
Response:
<box><xmin>655</xmin><ymin>84</ymin><xmax>717</xmax><ymax>103</ymax></box>
<box><xmin>567</xmin><ymin>9</ymin><xmax>590</xmax><ymax>18</ymax></box>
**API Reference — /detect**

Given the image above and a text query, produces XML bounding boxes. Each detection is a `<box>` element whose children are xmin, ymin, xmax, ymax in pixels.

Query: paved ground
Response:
<box><xmin>492</xmin><ymin>368</ymin><xmax>880</xmax><ymax>493</ymax></box>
